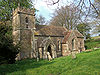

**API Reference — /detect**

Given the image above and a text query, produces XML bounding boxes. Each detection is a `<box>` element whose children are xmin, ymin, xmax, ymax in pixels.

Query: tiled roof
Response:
<box><xmin>37</xmin><ymin>25</ymin><xmax>67</xmax><ymax>36</ymax></box>
<box><xmin>35</xmin><ymin>25</ymin><xmax>84</xmax><ymax>45</ymax></box>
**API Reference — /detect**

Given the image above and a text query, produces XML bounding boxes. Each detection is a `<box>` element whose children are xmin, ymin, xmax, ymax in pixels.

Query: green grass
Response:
<box><xmin>1</xmin><ymin>49</ymin><xmax>100</xmax><ymax>75</ymax></box>
<box><xmin>85</xmin><ymin>38</ymin><xmax>100</xmax><ymax>49</ymax></box>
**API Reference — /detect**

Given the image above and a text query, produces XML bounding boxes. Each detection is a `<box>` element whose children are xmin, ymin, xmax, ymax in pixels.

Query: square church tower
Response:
<box><xmin>12</xmin><ymin>6</ymin><xmax>36</xmax><ymax>60</ymax></box>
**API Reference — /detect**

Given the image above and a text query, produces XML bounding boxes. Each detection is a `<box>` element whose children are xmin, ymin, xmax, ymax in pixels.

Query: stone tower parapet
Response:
<box><xmin>12</xmin><ymin>6</ymin><xmax>35</xmax><ymax>17</ymax></box>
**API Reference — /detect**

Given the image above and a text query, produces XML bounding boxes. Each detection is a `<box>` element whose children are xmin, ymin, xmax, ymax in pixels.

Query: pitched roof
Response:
<box><xmin>73</xmin><ymin>30</ymin><xmax>84</xmax><ymax>38</ymax></box>
<box><xmin>62</xmin><ymin>30</ymin><xmax>84</xmax><ymax>44</ymax></box>
<box><xmin>37</xmin><ymin>25</ymin><xmax>67</xmax><ymax>36</ymax></box>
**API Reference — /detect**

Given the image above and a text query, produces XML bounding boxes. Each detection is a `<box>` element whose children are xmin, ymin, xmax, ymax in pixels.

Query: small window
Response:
<box><xmin>72</xmin><ymin>39</ymin><xmax>74</xmax><ymax>50</ymax></box>
<box><xmin>25</xmin><ymin>17</ymin><xmax>28</xmax><ymax>28</ymax></box>
<box><xmin>58</xmin><ymin>40</ymin><xmax>61</xmax><ymax>51</ymax></box>
<box><xmin>25</xmin><ymin>17</ymin><xmax>28</xmax><ymax>24</ymax></box>
<box><xmin>26</xmin><ymin>24</ymin><xmax>28</xmax><ymax>28</ymax></box>
<box><xmin>80</xmin><ymin>42</ymin><xmax>82</xmax><ymax>47</ymax></box>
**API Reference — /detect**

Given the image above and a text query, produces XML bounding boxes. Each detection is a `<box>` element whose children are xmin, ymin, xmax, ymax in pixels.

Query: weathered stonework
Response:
<box><xmin>62</xmin><ymin>30</ymin><xmax>85</xmax><ymax>56</ymax></box>
<box><xmin>12</xmin><ymin>6</ymin><xmax>85</xmax><ymax>60</ymax></box>
<box><xmin>12</xmin><ymin>6</ymin><xmax>35</xmax><ymax>60</ymax></box>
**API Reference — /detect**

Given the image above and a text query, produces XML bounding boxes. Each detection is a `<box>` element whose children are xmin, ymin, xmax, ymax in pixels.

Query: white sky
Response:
<box><xmin>33</xmin><ymin>0</ymin><xmax>94</xmax><ymax>21</ymax></box>
<box><xmin>33</xmin><ymin>0</ymin><xmax>73</xmax><ymax>21</ymax></box>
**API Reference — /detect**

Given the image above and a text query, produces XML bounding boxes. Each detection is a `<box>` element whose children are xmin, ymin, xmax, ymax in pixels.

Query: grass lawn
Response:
<box><xmin>1</xmin><ymin>49</ymin><xmax>100</xmax><ymax>75</ymax></box>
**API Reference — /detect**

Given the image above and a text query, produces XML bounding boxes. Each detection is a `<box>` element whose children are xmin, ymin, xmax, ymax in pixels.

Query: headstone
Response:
<box><xmin>72</xmin><ymin>51</ymin><xmax>76</xmax><ymax>59</ymax></box>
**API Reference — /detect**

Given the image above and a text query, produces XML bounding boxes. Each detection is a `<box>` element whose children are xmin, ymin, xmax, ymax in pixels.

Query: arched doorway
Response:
<box><xmin>47</xmin><ymin>45</ymin><xmax>52</xmax><ymax>57</ymax></box>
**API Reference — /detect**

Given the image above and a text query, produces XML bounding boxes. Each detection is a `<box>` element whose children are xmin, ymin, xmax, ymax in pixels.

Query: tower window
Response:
<box><xmin>25</xmin><ymin>17</ymin><xmax>28</xmax><ymax>28</ymax></box>
<box><xmin>25</xmin><ymin>17</ymin><xmax>28</xmax><ymax>24</ymax></box>
<box><xmin>26</xmin><ymin>24</ymin><xmax>28</xmax><ymax>28</ymax></box>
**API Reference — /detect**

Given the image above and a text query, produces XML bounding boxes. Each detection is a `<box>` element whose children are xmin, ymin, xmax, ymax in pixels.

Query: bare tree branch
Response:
<box><xmin>52</xmin><ymin>0</ymin><xmax>60</xmax><ymax>5</ymax></box>
<box><xmin>89</xmin><ymin>0</ymin><xmax>99</xmax><ymax>15</ymax></box>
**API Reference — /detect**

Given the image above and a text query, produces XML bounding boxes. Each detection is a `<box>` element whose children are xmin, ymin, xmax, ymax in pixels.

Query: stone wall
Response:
<box><xmin>36</xmin><ymin>36</ymin><xmax>64</xmax><ymax>58</ymax></box>
<box><xmin>77</xmin><ymin>38</ymin><xmax>85</xmax><ymax>51</ymax></box>
<box><xmin>12</xmin><ymin>6</ymin><xmax>35</xmax><ymax>60</ymax></box>
<box><xmin>62</xmin><ymin>31</ymin><xmax>85</xmax><ymax>56</ymax></box>
<box><xmin>62</xmin><ymin>43</ymin><xmax>71</xmax><ymax>56</ymax></box>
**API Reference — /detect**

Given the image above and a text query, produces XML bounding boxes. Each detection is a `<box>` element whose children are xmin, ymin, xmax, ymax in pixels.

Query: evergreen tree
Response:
<box><xmin>77</xmin><ymin>23</ymin><xmax>91</xmax><ymax>39</ymax></box>
<box><xmin>0</xmin><ymin>0</ymin><xmax>33</xmax><ymax>23</ymax></box>
<box><xmin>0</xmin><ymin>24</ymin><xmax>19</xmax><ymax>64</ymax></box>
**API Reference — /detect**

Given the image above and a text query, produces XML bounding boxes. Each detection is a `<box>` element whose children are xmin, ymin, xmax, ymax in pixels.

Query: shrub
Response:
<box><xmin>0</xmin><ymin>24</ymin><xmax>19</xmax><ymax>64</ymax></box>
<box><xmin>85</xmin><ymin>38</ymin><xmax>100</xmax><ymax>49</ymax></box>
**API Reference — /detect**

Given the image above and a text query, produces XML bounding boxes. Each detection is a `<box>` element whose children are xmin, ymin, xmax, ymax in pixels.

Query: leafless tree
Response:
<box><xmin>44</xmin><ymin>0</ymin><xmax>100</xmax><ymax>35</ymax></box>
<box><xmin>37</xmin><ymin>15</ymin><xmax>46</xmax><ymax>25</ymax></box>
<box><xmin>49</xmin><ymin>4</ymin><xmax>83</xmax><ymax>30</ymax></box>
<box><xmin>89</xmin><ymin>0</ymin><xmax>100</xmax><ymax>34</ymax></box>
<box><xmin>45</xmin><ymin>0</ymin><xmax>100</xmax><ymax>17</ymax></box>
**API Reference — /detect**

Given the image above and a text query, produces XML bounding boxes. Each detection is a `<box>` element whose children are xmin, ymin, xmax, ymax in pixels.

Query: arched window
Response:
<box><xmin>25</xmin><ymin>17</ymin><xmax>28</xmax><ymax>28</ymax></box>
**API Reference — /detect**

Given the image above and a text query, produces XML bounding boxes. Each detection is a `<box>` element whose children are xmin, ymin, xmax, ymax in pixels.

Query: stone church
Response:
<box><xmin>12</xmin><ymin>6</ymin><xmax>85</xmax><ymax>60</ymax></box>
